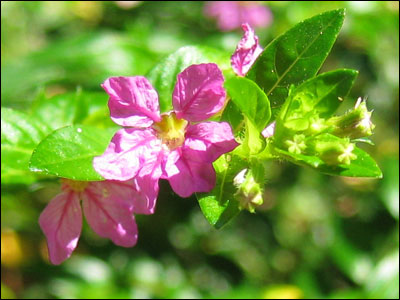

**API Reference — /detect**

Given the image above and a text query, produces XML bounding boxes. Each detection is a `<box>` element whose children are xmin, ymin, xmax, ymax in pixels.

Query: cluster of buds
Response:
<box><xmin>233</xmin><ymin>169</ymin><xmax>263</xmax><ymax>213</ymax></box>
<box><xmin>279</xmin><ymin>98</ymin><xmax>374</xmax><ymax>166</ymax></box>
<box><xmin>312</xmin><ymin>137</ymin><xmax>357</xmax><ymax>166</ymax></box>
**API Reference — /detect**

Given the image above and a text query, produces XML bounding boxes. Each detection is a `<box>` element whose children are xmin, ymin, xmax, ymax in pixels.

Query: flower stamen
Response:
<box><xmin>152</xmin><ymin>112</ymin><xmax>188</xmax><ymax>150</ymax></box>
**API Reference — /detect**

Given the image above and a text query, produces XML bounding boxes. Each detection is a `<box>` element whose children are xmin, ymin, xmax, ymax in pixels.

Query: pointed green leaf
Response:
<box><xmin>279</xmin><ymin>69</ymin><xmax>358</xmax><ymax>121</ymax></box>
<box><xmin>224</xmin><ymin>77</ymin><xmax>271</xmax><ymax>132</ymax></box>
<box><xmin>247</xmin><ymin>9</ymin><xmax>346</xmax><ymax>108</ymax></box>
<box><xmin>275</xmin><ymin>69</ymin><xmax>358</xmax><ymax>140</ymax></box>
<box><xmin>235</xmin><ymin>117</ymin><xmax>264</xmax><ymax>158</ymax></box>
<box><xmin>147</xmin><ymin>46</ymin><xmax>230</xmax><ymax>113</ymax></box>
<box><xmin>1</xmin><ymin>108</ymin><xmax>52</xmax><ymax>184</ymax></box>
<box><xmin>29</xmin><ymin>125</ymin><xmax>117</xmax><ymax>181</ymax></box>
<box><xmin>196</xmin><ymin>154</ymin><xmax>247</xmax><ymax>229</ymax></box>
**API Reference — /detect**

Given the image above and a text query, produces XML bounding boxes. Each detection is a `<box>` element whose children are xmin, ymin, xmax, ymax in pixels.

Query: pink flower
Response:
<box><xmin>93</xmin><ymin>63</ymin><xmax>238</xmax><ymax>210</ymax></box>
<box><xmin>204</xmin><ymin>1</ymin><xmax>272</xmax><ymax>32</ymax></box>
<box><xmin>231</xmin><ymin>23</ymin><xmax>263</xmax><ymax>77</ymax></box>
<box><xmin>39</xmin><ymin>179</ymin><xmax>146</xmax><ymax>265</ymax></box>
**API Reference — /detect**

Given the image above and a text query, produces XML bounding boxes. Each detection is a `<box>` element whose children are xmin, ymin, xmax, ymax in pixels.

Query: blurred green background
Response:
<box><xmin>1</xmin><ymin>1</ymin><xmax>399</xmax><ymax>299</ymax></box>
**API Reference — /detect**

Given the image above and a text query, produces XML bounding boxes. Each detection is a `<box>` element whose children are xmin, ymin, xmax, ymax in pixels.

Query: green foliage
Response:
<box><xmin>29</xmin><ymin>125</ymin><xmax>117</xmax><ymax>181</ymax></box>
<box><xmin>1</xmin><ymin>108</ymin><xmax>52</xmax><ymax>184</ymax></box>
<box><xmin>247</xmin><ymin>9</ymin><xmax>345</xmax><ymax>108</ymax></box>
<box><xmin>31</xmin><ymin>90</ymin><xmax>115</xmax><ymax>129</ymax></box>
<box><xmin>197</xmin><ymin>154</ymin><xmax>247</xmax><ymax>229</ymax></box>
<box><xmin>224</xmin><ymin>77</ymin><xmax>271</xmax><ymax>133</ymax></box>
<box><xmin>274</xmin><ymin>135</ymin><xmax>382</xmax><ymax>178</ymax></box>
<box><xmin>1</xmin><ymin>2</ymin><xmax>397</xmax><ymax>299</ymax></box>
<box><xmin>1</xmin><ymin>32</ymin><xmax>156</xmax><ymax>107</ymax></box>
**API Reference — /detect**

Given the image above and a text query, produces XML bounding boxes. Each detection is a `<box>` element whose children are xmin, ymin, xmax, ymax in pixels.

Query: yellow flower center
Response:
<box><xmin>152</xmin><ymin>112</ymin><xmax>188</xmax><ymax>150</ymax></box>
<box><xmin>61</xmin><ymin>179</ymin><xmax>89</xmax><ymax>192</ymax></box>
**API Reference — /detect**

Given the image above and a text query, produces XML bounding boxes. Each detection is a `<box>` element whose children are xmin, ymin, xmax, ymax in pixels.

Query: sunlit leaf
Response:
<box><xmin>247</xmin><ymin>9</ymin><xmax>346</xmax><ymax>108</ymax></box>
<box><xmin>29</xmin><ymin>125</ymin><xmax>117</xmax><ymax>181</ymax></box>
<box><xmin>197</xmin><ymin>154</ymin><xmax>247</xmax><ymax>229</ymax></box>
<box><xmin>1</xmin><ymin>108</ymin><xmax>52</xmax><ymax>184</ymax></box>
<box><xmin>225</xmin><ymin>77</ymin><xmax>271</xmax><ymax>133</ymax></box>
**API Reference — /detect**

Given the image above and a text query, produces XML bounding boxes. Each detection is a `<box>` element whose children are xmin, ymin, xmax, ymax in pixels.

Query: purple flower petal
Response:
<box><xmin>172</xmin><ymin>63</ymin><xmax>226</xmax><ymax>122</ymax></box>
<box><xmin>261</xmin><ymin>121</ymin><xmax>276</xmax><ymax>138</ymax></box>
<box><xmin>39</xmin><ymin>191</ymin><xmax>82</xmax><ymax>265</ymax></box>
<box><xmin>82</xmin><ymin>184</ymin><xmax>138</xmax><ymax>247</ymax></box>
<box><xmin>131</xmin><ymin>150</ymin><xmax>165</xmax><ymax>215</ymax></box>
<box><xmin>183</xmin><ymin>122</ymin><xmax>238</xmax><ymax>163</ymax></box>
<box><xmin>204</xmin><ymin>2</ymin><xmax>272</xmax><ymax>32</ymax></box>
<box><xmin>231</xmin><ymin>23</ymin><xmax>263</xmax><ymax>76</ymax></box>
<box><xmin>103</xmin><ymin>76</ymin><xmax>161</xmax><ymax>127</ymax></box>
<box><xmin>166</xmin><ymin>156</ymin><xmax>216</xmax><ymax>197</ymax></box>
<box><xmin>93</xmin><ymin>128</ymin><xmax>160</xmax><ymax>181</ymax></box>
<box><xmin>241</xmin><ymin>3</ymin><xmax>273</xmax><ymax>29</ymax></box>
<box><xmin>204</xmin><ymin>1</ymin><xmax>241</xmax><ymax>32</ymax></box>
<box><xmin>91</xmin><ymin>180</ymin><xmax>138</xmax><ymax>211</ymax></box>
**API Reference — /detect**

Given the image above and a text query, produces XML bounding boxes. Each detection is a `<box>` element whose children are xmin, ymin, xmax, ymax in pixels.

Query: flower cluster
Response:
<box><xmin>40</xmin><ymin>63</ymin><xmax>238</xmax><ymax>264</ymax></box>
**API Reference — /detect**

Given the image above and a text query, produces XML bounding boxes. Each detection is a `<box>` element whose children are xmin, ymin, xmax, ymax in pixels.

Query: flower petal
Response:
<box><xmin>93</xmin><ymin>128</ymin><xmax>159</xmax><ymax>181</ymax></box>
<box><xmin>183</xmin><ymin>122</ymin><xmax>238</xmax><ymax>163</ymax></box>
<box><xmin>83</xmin><ymin>184</ymin><xmax>138</xmax><ymax>247</ymax></box>
<box><xmin>261</xmin><ymin>121</ymin><xmax>276</xmax><ymax>138</ymax></box>
<box><xmin>91</xmin><ymin>180</ymin><xmax>138</xmax><ymax>209</ymax></box>
<box><xmin>231</xmin><ymin>23</ymin><xmax>263</xmax><ymax>77</ymax></box>
<box><xmin>39</xmin><ymin>191</ymin><xmax>82</xmax><ymax>265</ymax></box>
<box><xmin>131</xmin><ymin>149</ymin><xmax>165</xmax><ymax>215</ymax></box>
<box><xmin>103</xmin><ymin>76</ymin><xmax>161</xmax><ymax>127</ymax></box>
<box><xmin>166</xmin><ymin>156</ymin><xmax>216</xmax><ymax>198</ymax></box>
<box><xmin>172</xmin><ymin>63</ymin><xmax>226</xmax><ymax>122</ymax></box>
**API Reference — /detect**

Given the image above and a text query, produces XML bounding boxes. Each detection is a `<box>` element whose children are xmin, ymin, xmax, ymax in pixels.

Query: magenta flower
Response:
<box><xmin>93</xmin><ymin>63</ymin><xmax>238</xmax><ymax>211</ymax></box>
<box><xmin>231</xmin><ymin>23</ymin><xmax>263</xmax><ymax>77</ymax></box>
<box><xmin>204</xmin><ymin>1</ymin><xmax>272</xmax><ymax>32</ymax></box>
<box><xmin>39</xmin><ymin>179</ymin><xmax>146</xmax><ymax>265</ymax></box>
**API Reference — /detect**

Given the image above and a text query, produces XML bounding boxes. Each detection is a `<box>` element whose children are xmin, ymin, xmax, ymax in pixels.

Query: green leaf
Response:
<box><xmin>31</xmin><ymin>91</ymin><xmax>79</xmax><ymax>130</ymax></box>
<box><xmin>235</xmin><ymin>117</ymin><xmax>264</xmax><ymax>157</ymax></box>
<box><xmin>1</xmin><ymin>108</ymin><xmax>52</xmax><ymax>184</ymax></box>
<box><xmin>279</xmin><ymin>69</ymin><xmax>358</xmax><ymax>121</ymax></box>
<box><xmin>197</xmin><ymin>154</ymin><xmax>247</xmax><ymax>229</ymax></box>
<box><xmin>220</xmin><ymin>101</ymin><xmax>244</xmax><ymax>134</ymax></box>
<box><xmin>29</xmin><ymin>125</ymin><xmax>117</xmax><ymax>181</ymax></box>
<box><xmin>31</xmin><ymin>90</ymin><xmax>115</xmax><ymax>130</ymax></box>
<box><xmin>247</xmin><ymin>9</ymin><xmax>346</xmax><ymax>108</ymax></box>
<box><xmin>147</xmin><ymin>45</ymin><xmax>230</xmax><ymax>113</ymax></box>
<box><xmin>274</xmin><ymin>136</ymin><xmax>382</xmax><ymax>178</ymax></box>
<box><xmin>224</xmin><ymin>77</ymin><xmax>271</xmax><ymax>132</ymax></box>
<box><xmin>275</xmin><ymin>69</ymin><xmax>358</xmax><ymax>140</ymax></box>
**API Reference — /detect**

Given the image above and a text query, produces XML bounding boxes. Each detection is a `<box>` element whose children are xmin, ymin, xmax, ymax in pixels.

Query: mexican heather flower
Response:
<box><xmin>93</xmin><ymin>63</ymin><xmax>238</xmax><ymax>212</ymax></box>
<box><xmin>204</xmin><ymin>1</ymin><xmax>272</xmax><ymax>32</ymax></box>
<box><xmin>231</xmin><ymin>23</ymin><xmax>263</xmax><ymax>77</ymax></box>
<box><xmin>39</xmin><ymin>179</ymin><xmax>145</xmax><ymax>265</ymax></box>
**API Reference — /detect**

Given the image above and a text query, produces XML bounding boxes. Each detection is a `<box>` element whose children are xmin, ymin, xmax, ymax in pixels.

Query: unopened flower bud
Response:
<box><xmin>233</xmin><ymin>169</ymin><xmax>264</xmax><ymax>213</ymax></box>
<box><xmin>314</xmin><ymin>138</ymin><xmax>357</xmax><ymax>166</ymax></box>
<box><xmin>307</xmin><ymin>116</ymin><xmax>329</xmax><ymax>135</ymax></box>
<box><xmin>328</xmin><ymin>98</ymin><xmax>375</xmax><ymax>139</ymax></box>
